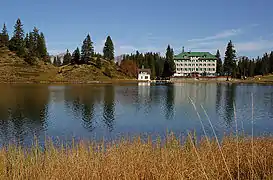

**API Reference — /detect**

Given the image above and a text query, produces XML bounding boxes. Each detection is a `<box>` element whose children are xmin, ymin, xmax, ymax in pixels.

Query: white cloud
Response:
<box><xmin>235</xmin><ymin>40</ymin><xmax>273</xmax><ymax>52</ymax></box>
<box><xmin>188</xmin><ymin>29</ymin><xmax>242</xmax><ymax>42</ymax></box>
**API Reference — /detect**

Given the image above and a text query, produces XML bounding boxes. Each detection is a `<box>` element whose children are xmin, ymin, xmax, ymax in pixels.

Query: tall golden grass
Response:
<box><xmin>0</xmin><ymin>134</ymin><xmax>273</xmax><ymax>180</ymax></box>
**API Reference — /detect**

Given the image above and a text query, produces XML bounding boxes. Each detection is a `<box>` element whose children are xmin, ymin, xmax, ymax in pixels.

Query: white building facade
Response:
<box><xmin>138</xmin><ymin>69</ymin><xmax>151</xmax><ymax>81</ymax></box>
<box><xmin>173</xmin><ymin>51</ymin><xmax>217</xmax><ymax>77</ymax></box>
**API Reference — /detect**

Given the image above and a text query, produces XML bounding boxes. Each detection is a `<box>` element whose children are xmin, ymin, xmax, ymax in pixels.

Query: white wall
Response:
<box><xmin>138</xmin><ymin>73</ymin><xmax>150</xmax><ymax>81</ymax></box>
<box><xmin>174</xmin><ymin>56</ymin><xmax>217</xmax><ymax>76</ymax></box>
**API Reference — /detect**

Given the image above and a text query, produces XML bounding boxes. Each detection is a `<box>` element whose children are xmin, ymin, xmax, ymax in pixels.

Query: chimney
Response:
<box><xmin>182</xmin><ymin>46</ymin><xmax>185</xmax><ymax>53</ymax></box>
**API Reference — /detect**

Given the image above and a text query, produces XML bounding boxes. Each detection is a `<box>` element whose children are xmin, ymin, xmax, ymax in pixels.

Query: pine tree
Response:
<box><xmin>63</xmin><ymin>49</ymin><xmax>72</xmax><ymax>65</ymax></box>
<box><xmin>163</xmin><ymin>45</ymin><xmax>175</xmax><ymax>78</ymax></box>
<box><xmin>216</xmin><ymin>49</ymin><xmax>223</xmax><ymax>75</ymax></box>
<box><xmin>103</xmin><ymin>36</ymin><xmax>114</xmax><ymax>61</ymax></box>
<box><xmin>25</xmin><ymin>33</ymin><xmax>30</xmax><ymax>49</ymax></box>
<box><xmin>96</xmin><ymin>56</ymin><xmax>102</xmax><ymax>69</ymax></box>
<box><xmin>24</xmin><ymin>32</ymin><xmax>36</xmax><ymax>64</ymax></box>
<box><xmin>37</xmin><ymin>32</ymin><xmax>47</xmax><ymax>58</ymax></box>
<box><xmin>0</xmin><ymin>23</ymin><xmax>9</xmax><ymax>47</ymax></box>
<box><xmin>81</xmin><ymin>34</ymin><xmax>94</xmax><ymax>64</ymax></box>
<box><xmin>72</xmin><ymin>47</ymin><xmax>80</xmax><ymax>64</ymax></box>
<box><xmin>32</xmin><ymin>27</ymin><xmax>40</xmax><ymax>56</ymax></box>
<box><xmin>28</xmin><ymin>32</ymin><xmax>35</xmax><ymax>54</ymax></box>
<box><xmin>269</xmin><ymin>51</ymin><xmax>273</xmax><ymax>73</ymax></box>
<box><xmin>223</xmin><ymin>40</ymin><xmax>236</xmax><ymax>79</ymax></box>
<box><xmin>9</xmin><ymin>18</ymin><xmax>25</xmax><ymax>56</ymax></box>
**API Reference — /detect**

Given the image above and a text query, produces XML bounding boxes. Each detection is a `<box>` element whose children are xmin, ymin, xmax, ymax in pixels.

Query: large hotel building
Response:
<box><xmin>173</xmin><ymin>49</ymin><xmax>217</xmax><ymax>77</ymax></box>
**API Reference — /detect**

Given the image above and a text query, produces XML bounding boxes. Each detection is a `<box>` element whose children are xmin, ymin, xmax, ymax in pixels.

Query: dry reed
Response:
<box><xmin>0</xmin><ymin>134</ymin><xmax>273</xmax><ymax>180</ymax></box>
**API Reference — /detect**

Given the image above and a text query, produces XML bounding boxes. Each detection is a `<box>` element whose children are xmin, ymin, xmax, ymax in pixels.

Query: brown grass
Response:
<box><xmin>0</xmin><ymin>134</ymin><xmax>273</xmax><ymax>180</ymax></box>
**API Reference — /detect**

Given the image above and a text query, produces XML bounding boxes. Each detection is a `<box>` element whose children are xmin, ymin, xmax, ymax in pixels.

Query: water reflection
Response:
<box><xmin>223</xmin><ymin>83</ymin><xmax>237</xmax><ymax>127</ymax></box>
<box><xmin>103</xmin><ymin>85</ymin><xmax>115</xmax><ymax>131</ymax></box>
<box><xmin>0</xmin><ymin>85</ymin><xmax>49</xmax><ymax>145</ymax></box>
<box><xmin>63</xmin><ymin>86</ymin><xmax>102</xmax><ymax>132</ymax></box>
<box><xmin>137</xmin><ymin>83</ymin><xmax>152</xmax><ymax>115</ymax></box>
<box><xmin>0</xmin><ymin>83</ymin><xmax>272</xmax><ymax>146</ymax></box>
<box><xmin>165</xmin><ymin>85</ymin><xmax>175</xmax><ymax>120</ymax></box>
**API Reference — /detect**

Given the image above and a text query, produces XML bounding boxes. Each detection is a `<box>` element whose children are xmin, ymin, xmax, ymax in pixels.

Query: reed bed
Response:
<box><xmin>0</xmin><ymin>134</ymin><xmax>273</xmax><ymax>180</ymax></box>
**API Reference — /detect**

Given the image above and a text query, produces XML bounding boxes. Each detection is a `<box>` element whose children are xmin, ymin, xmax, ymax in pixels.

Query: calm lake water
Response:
<box><xmin>0</xmin><ymin>83</ymin><xmax>273</xmax><ymax>146</ymax></box>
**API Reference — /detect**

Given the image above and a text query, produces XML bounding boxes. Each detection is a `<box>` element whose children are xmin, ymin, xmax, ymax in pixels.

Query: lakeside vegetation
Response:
<box><xmin>0</xmin><ymin>17</ymin><xmax>273</xmax><ymax>83</ymax></box>
<box><xmin>0</xmin><ymin>134</ymin><xmax>273</xmax><ymax>179</ymax></box>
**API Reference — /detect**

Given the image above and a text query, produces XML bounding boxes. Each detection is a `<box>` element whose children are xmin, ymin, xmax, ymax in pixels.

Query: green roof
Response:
<box><xmin>174</xmin><ymin>52</ymin><xmax>217</xmax><ymax>59</ymax></box>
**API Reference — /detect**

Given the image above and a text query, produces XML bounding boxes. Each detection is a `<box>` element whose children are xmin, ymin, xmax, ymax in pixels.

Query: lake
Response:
<box><xmin>0</xmin><ymin>83</ymin><xmax>273</xmax><ymax>146</ymax></box>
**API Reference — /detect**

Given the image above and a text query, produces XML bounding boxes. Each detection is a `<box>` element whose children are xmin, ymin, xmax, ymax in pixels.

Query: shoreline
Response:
<box><xmin>0</xmin><ymin>78</ymin><xmax>273</xmax><ymax>85</ymax></box>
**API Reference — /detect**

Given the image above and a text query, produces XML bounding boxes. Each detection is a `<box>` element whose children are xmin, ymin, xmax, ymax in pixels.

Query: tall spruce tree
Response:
<box><xmin>162</xmin><ymin>45</ymin><xmax>175</xmax><ymax>78</ymax></box>
<box><xmin>81</xmin><ymin>34</ymin><xmax>93</xmax><ymax>64</ymax></box>
<box><xmin>72</xmin><ymin>47</ymin><xmax>80</xmax><ymax>64</ymax></box>
<box><xmin>25</xmin><ymin>33</ymin><xmax>30</xmax><ymax>49</ymax></box>
<box><xmin>32</xmin><ymin>27</ymin><xmax>40</xmax><ymax>56</ymax></box>
<box><xmin>103</xmin><ymin>36</ymin><xmax>114</xmax><ymax>61</ymax></box>
<box><xmin>24</xmin><ymin>32</ymin><xmax>36</xmax><ymax>64</ymax></box>
<box><xmin>63</xmin><ymin>49</ymin><xmax>72</xmax><ymax>65</ymax></box>
<box><xmin>223</xmin><ymin>40</ymin><xmax>236</xmax><ymax>79</ymax></box>
<box><xmin>0</xmin><ymin>23</ymin><xmax>9</xmax><ymax>47</ymax></box>
<box><xmin>37</xmin><ymin>32</ymin><xmax>47</xmax><ymax>58</ymax></box>
<box><xmin>216</xmin><ymin>49</ymin><xmax>223</xmax><ymax>75</ymax></box>
<box><xmin>9</xmin><ymin>18</ymin><xmax>25</xmax><ymax>56</ymax></box>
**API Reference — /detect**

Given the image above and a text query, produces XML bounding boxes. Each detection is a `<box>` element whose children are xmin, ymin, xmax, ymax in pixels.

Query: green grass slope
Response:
<box><xmin>0</xmin><ymin>47</ymin><xmax>132</xmax><ymax>83</ymax></box>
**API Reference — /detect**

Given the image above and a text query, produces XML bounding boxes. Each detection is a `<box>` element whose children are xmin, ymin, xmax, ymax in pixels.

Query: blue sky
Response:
<box><xmin>1</xmin><ymin>0</ymin><xmax>273</xmax><ymax>58</ymax></box>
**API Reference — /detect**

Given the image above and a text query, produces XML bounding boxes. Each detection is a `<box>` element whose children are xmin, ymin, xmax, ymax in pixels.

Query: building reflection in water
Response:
<box><xmin>137</xmin><ymin>82</ymin><xmax>151</xmax><ymax>115</ymax></box>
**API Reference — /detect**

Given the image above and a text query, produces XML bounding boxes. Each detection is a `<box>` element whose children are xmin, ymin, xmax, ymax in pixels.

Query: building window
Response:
<box><xmin>145</xmin><ymin>76</ymin><xmax>148</xmax><ymax>79</ymax></box>
<box><xmin>185</xmin><ymin>64</ymin><xmax>187</xmax><ymax>66</ymax></box>
<box><xmin>185</xmin><ymin>68</ymin><xmax>188</xmax><ymax>71</ymax></box>
<box><xmin>196</xmin><ymin>68</ymin><xmax>198</xmax><ymax>71</ymax></box>
<box><xmin>212</xmin><ymin>68</ymin><xmax>215</xmax><ymax>71</ymax></box>
<box><xmin>199</xmin><ymin>64</ymin><xmax>202</xmax><ymax>66</ymax></box>
<box><xmin>196</xmin><ymin>64</ymin><xmax>198</xmax><ymax>66</ymax></box>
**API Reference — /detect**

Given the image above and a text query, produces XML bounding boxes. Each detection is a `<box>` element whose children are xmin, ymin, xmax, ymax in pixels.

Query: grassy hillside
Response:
<box><xmin>0</xmin><ymin>48</ymin><xmax>132</xmax><ymax>83</ymax></box>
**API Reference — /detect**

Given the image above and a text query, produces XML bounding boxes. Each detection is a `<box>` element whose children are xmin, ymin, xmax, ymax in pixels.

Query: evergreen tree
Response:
<box><xmin>269</xmin><ymin>51</ymin><xmax>273</xmax><ymax>73</ymax></box>
<box><xmin>63</xmin><ymin>49</ymin><xmax>72</xmax><ymax>65</ymax></box>
<box><xmin>32</xmin><ymin>27</ymin><xmax>40</xmax><ymax>56</ymax></box>
<box><xmin>72</xmin><ymin>47</ymin><xmax>80</xmax><ymax>64</ymax></box>
<box><xmin>25</xmin><ymin>33</ymin><xmax>30</xmax><ymax>49</ymax></box>
<box><xmin>24</xmin><ymin>32</ymin><xmax>36</xmax><ymax>64</ymax></box>
<box><xmin>96</xmin><ymin>56</ymin><xmax>102</xmax><ymax>69</ymax></box>
<box><xmin>81</xmin><ymin>34</ymin><xmax>93</xmax><ymax>64</ymax></box>
<box><xmin>37</xmin><ymin>32</ymin><xmax>47</xmax><ymax>58</ymax></box>
<box><xmin>163</xmin><ymin>45</ymin><xmax>175</xmax><ymax>78</ymax></box>
<box><xmin>0</xmin><ymin>23</ymin><xmax>9</xmax><ymax>47</ymax></box>
<box><xmin>103</xmin><ymin>36</ymin><xmax>114</xmax><ymax>61</ymax></box>
<box><xmin>28</xmin><ymin>32</ymin><xmax>35</xmax><ymax>54</ymax></box>
<box><xmin>9</xmin><ymin>18</ymin><xmax>25</xmax><ymax>56</ymax></box>
<box><xmin>216</xmin><ymin>49</ymin><xmax>223</xmax><ymax>75</ymax></box>
<box><xmin>223</xmin><ymin>40</ymin><xmax>236</xmax><ymax>78</ymax></box>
